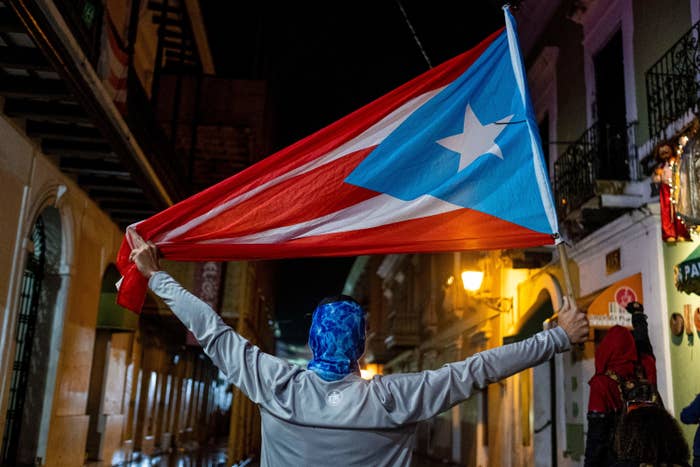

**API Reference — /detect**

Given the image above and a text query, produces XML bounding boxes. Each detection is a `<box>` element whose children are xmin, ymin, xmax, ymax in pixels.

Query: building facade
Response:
<box><xmin>0</xmin><ymin>0</ymin><xmax>275</xmax><ymax>465</ymax></box>
<box><xmin>346</xmin><ymin>1</ymin><xmax>700</xmax><ymax>465</ymax></box>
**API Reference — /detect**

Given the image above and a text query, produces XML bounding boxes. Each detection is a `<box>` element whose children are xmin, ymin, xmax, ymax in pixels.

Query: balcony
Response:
<box><xmin>0</xmin><ymin>0</ymin><xmax>216</xmax><ymax>226</ymax></box>
<box><xmin>646</xmin><ymin>20</ymin><xmax>700</xmax><ymax>142</ymax></box>
<box><xmin>554</xmin><ymin>121</ymin><xmax>644</xmax><ymax>237</ymax></box>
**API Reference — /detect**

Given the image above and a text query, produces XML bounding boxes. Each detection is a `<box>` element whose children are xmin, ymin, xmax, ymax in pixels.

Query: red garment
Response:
<box><xmin>588</xmin><ymin>326</ymin><xmax>640</xmax><ymax>413</ymax></box>
<box><xmin>659</xmin><ymin>181</ymin><xmax>689</xmax><ymax>241</ymax></box>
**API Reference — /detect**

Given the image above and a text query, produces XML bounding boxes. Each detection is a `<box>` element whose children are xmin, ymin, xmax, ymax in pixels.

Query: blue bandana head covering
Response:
<box><xmin>307</xmin><ymin>297</ymin><xmax>366</xmax><ymax>381</ymax></box>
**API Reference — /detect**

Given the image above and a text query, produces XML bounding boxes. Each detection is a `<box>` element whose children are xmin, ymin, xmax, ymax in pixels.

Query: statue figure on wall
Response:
<box><xmin>653</xmin><ymin>142</ymin><xmax>690</xmax><ymax>242</ymax></box>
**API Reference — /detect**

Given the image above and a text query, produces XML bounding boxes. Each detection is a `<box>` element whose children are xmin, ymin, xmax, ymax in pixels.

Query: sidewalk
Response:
<box><xmin>119</xmin><ymin>441</ymin><xmax>228</xmax><ymax>467</ymax></box>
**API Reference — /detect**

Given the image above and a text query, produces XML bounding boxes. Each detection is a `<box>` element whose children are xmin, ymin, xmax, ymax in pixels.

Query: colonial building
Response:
<box><xmin>0</xmin><ymin>0</ymin><xmax>275</xmax><ymax>465</ymax></box>
<box><xmin>346</xmin><ymin>1</ymin><xmax>700</xmax><ymax>465</ymax></box>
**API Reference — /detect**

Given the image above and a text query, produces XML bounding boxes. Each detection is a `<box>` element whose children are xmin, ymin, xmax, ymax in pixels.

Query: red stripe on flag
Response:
<box><xmin>156</xmin><ymin>207</ymin><xmax>553</xmax><ymax>261</ymax></box>
<box><xmin>172</xmin><ymin>148</ymin><xmax>377</xmax><ymax>242</ymax></box>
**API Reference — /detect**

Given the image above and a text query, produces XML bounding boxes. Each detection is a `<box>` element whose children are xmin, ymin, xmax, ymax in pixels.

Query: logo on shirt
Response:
<box><xmin>327</xmin><ymin>390</ymin><xmax>342</xmax><ymax>406</ymax></box>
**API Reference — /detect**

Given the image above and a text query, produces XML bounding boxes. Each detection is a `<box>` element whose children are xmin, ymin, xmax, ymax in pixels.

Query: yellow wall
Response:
<box><xmin>0</xmin><ymin>111</ymin><xmax>124</xmax><ymax>465</ymax></box>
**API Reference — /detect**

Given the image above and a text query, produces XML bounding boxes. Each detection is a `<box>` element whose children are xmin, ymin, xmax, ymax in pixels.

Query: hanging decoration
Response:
<box><xmin>654</xmin><ymin>137</ymin><xmax>691</xmax><ymax>242</ymax></box>
<box><xmin>670</xmin><ymin>312</ymin><xmax>685</xmax><ymax>337</ymax></box>
<box><xmin>674</xmin><ymin>121</ymin><xmax>700</xmax><ymax>234</ymax></box>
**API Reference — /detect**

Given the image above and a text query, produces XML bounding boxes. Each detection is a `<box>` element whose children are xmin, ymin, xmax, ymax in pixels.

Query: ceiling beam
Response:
<box><xmin>0</xmin><ymin>46</ymin><xmax>51</xmax><ymax>70</ymax></box>
<box><xmin>79</xmin><ymin>176</ymin><xmax>143</xmax><ymax>193</ymax></box>
<box><xmin>4</xmin><ymin>98</ymin><xmax>91</xmax><ymax>123</ymax></box>
<box><xmin>106</xmin><ymin>207</ymin><xmax>157</xmax><ymax>216</ymax></box>
<box><xmin>88</xmin><ymin>191</ymin><xmax>147</xmax><ymax>203</ymax></box>
<box><xmin>146</xmin><ymin>1</ymin><xmax>180</xmax><ymax>14</ymax></box>
<box><xmin>42</xmin><ymin>139</ymin><xmax>115</xmax><ymax>158</ymax></box>
<box><xmin>0</xmin><ymin>75</ymin><xmax>70</xmax><ymax>99</ymax></box>
<box><xmin>60</xmin><ymin>157</ymin><xmax>131</xmax><ymax>177</ymax></box>
<box><xmin>152</xmin><ymin>16</ymin><xmax>184</xmax><ymax>28</ymax></box>
<box><xmin>98</xmin><ymin>198</ymin><xmax>155</xmax><ymax>210</ymax></box>
<box><xmin>26</xmin><ymin>120</ymin><xmax>102</xmax><ymax>142</ymax></box>
<box><xmin>0</xmin><ymin>10</ymin><xmax>25</xmax><ymax>33</ymax></box>
<box><xmin>7</xmin><ymin>0</ymin><xmax>177</xmax><ymax>208</ymax></box>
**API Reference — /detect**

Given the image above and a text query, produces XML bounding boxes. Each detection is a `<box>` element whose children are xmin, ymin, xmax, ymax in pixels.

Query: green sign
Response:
<box><xmin>674</xmin><ymin>244</ymin><xmax>700</xmax><ymax>295</ymax></box>
<box><xmin>82</xmin><ymin>1</ymin><xmax>96</xmax><ymax>27</ymax></box>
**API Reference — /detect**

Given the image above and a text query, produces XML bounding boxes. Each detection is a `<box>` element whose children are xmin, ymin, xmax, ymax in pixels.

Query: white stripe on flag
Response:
<box><xmin>158</xmin><ymin>86</ymin><xmax>445</xmax><ymax>242</ymax></box>
<box><xmin>195</xmin><ymin>194</ymin><xmax>460</xmax><ymax>245</ymax></box>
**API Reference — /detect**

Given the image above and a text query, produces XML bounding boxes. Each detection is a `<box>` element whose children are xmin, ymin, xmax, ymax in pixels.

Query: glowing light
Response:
<box><xmin>461</xmin><ymin>270</ymin><xmax>484</xmax><ymax>292</ymax></box>
<box><xmin>446</xmin><ymin>275</ymin><xmax>455</xmax><ymax>286</ymax></box>
<box><xmin>360</xmin><ymin>363</ymin><xmax>382</xmax><ymax>380</ymax></box>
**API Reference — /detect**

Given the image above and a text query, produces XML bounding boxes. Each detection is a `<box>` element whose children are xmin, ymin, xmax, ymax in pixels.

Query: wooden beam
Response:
<box><xmin>162</xmin><ymin>38</ymin><xmax>187</xmax><ymax>49</ymax></box>
<box><xmin>162</xmin><ymin>29</ymin><xmax>185</xmax><ymax>40</ymax></box>
<box><xmin>164</xmin><ymin>49</ymin><xmax>193</xmax><ymax>60</ymax></box>
<box><xmin>146</xmin><ymin>1</ymin><xmax>180</xmax><ymax>14</ymax></box>
<box><xmin>106</xmin><ymin>207</ymin><xmax>157</xmax><ymax>216</ymax></box>
<box><xmin>79</xmin><ymin>176</ymin><xmax>143</xmax><ymax>193</ymax></box>
<box><xmin>0</xmin><ymin>75</ymin><xmax>70</xmax><ymax>99</ymax></box>
<box><xmin>152</xmin><ymin>16</ymin><xmax>184</xmax><ymax>28</ymax></box>
<box><xmin>88</xmin><ymin>191</ymin><xmax>147</xmax><ymax>203</ymax></box>
<box><xmin>3</xmin><ymin>98</ymin><xmax>91</xmax><ymax>123</ymax></box>
<box><xmin>0</xmin><ymin>10</ymin><xmax>25</xmax><ymax>33</ymax></box>
<box><xmin>7</xmin><ymin>0</ymin><xmax>179</xmax><ymax>209</ymax></box>
<box><xmin>42</xmin><ymin>139</ymin><xmax>115</xmax><ymax>158</ymax></box>
<box><xmin>0</xmin><ymin>46</ymin><xmax>51</xmax><ymax>70</ymax></box>
<box><xmin>26</xmin><ymin>120</ymin><xmax>103</xmax><ymax>142</ymax></box>
<box><xmin>60</xmin><ymin>157</ymin><xmax>131</xmax><ymax>177</ymax></box>
<box><xmin>98</xmin><ymin>199</ymin><xmax>156</xmax><ymax>210</ymax></box>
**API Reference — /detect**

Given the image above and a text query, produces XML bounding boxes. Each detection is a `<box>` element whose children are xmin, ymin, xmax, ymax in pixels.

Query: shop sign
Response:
<box><xmin>587</xmin><ymin>273</ymin><xmax>642</xmax><ymax>329</ymax></box>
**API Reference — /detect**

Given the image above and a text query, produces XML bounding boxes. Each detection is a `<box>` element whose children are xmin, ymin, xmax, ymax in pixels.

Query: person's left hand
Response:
<box><xmin>129</xmin><ymin>241</ymin><xmax>161</xmax><ymax>278</ymax></box>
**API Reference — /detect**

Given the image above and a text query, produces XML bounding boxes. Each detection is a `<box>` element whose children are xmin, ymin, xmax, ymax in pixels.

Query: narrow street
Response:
<box><xmin>2</xmin><ymin>1</ymin><xmax>700</xmax><ymax>466</ymax></box>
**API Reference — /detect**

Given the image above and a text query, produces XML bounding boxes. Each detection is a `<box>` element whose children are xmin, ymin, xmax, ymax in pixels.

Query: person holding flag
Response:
<box><xmin>117</xmin><ymin>7</ymin><xmax>589</xmax><ymax>465</ymax></box>
<box><xmin>129</xmin><ymin>239</ymin><xmax>588</xmax><ymax>466</ymax></box>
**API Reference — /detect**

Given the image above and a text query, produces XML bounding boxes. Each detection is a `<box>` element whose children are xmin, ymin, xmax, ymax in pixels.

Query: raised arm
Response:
<box><xmin>131</xmin><ymin>241</ymin><xmax>296</xmax><ymax>405</ymax></box>
<box><xmin>377</xmin><ymin>297</ymin><xmax>587</xmax><ymax>425</ymax></box>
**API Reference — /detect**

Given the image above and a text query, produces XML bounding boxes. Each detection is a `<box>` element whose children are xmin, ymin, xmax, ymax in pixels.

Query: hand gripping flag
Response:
<box><xmin>116</xmin><ymin>7</ymin><xmax>559</xmax><ymax>312</ymax></box>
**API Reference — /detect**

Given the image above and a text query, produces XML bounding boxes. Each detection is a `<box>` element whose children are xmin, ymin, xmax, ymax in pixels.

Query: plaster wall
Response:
<box><xmin>0</xmin><ymin>111</ymin><xmax>124</xmax><ymax>465</ymax></box>
<box><xmin>661</xmin><ymin>240</ymin><xmax>700</xmax><ymax>448</ymax></box>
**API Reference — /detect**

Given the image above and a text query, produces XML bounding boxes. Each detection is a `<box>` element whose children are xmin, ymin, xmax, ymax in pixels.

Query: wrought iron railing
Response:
<box><xmin>554</xmin><ymin>121</ymin><xmax>638</xmax><ymax>218</ymax></box>
<box><xmin>646</xmin><ymin>20</ymin><xmax>700</xmax><ymax>141</ymax></box>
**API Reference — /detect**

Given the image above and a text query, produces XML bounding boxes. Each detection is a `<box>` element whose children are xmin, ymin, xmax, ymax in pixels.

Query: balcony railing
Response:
<box><xmin>554</xmin><ymin>121</ymin><xmax>638</xmax><ymax>218</ymax></box>
<box><xmin>646</xmin><ymin>20</ymin><xmax>700</xmax><ymax>141</ymax></box>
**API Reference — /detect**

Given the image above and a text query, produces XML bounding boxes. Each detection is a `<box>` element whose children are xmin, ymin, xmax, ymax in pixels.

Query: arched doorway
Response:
<box><xmin>1</xmin><ymin>207</ymin><xmax>63</xmax><ymax>466</ymax></box>
<box><xmin>85</xmin><ymin>264</ymin><xmax>137</xmax><ymax>464</ymax></box>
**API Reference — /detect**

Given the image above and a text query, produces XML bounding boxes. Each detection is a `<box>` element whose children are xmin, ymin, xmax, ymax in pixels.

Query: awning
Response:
<box><xmin>587</xmin><ymin>273</ymin><xmax>643</xmax><ymax>329</ymax></box>
<box><xmin>675</xmin><ymin>244</ymin><xmax>700</xmax><ymax>295</ymax></box>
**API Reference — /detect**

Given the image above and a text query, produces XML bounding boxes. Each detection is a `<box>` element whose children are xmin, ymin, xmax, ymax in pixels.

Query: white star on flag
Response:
<box><xmin>437</xmin><ymin>104</ymin><xmax>513</xmax><ymax>171</ymax></box>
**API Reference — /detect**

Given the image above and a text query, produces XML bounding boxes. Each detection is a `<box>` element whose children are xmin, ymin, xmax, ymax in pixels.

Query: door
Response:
<box><xmin>593</xmin><ymin>29</ymin><xmax>629</xmax><ymax>180</ymax></box>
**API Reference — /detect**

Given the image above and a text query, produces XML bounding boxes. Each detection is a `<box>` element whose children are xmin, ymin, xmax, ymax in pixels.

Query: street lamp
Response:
<box><xmin>461</xmin><ymin>270</ymin><xmax>484</xmax><ymax>292</ymax></box>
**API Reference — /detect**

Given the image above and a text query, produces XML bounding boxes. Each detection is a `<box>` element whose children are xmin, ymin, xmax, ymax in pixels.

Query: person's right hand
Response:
<box><xmin>556</xmin><ymin>296</ymin><xmax>589</xmax><ymax>344</ymax></box>
<box><xmin>129</xmin><ymin>241</ymin><xmax>161</xmax><ymax>279</ymax></box>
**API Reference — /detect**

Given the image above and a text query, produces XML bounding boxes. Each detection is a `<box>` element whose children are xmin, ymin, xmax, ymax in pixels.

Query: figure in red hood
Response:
<box><xmin>584</xmin><ymin>303</ymin><xmax>659</xmax><ymax>467</ymax></box>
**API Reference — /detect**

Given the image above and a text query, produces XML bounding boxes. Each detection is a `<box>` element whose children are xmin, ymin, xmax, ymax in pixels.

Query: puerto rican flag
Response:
<box><xmin>116</xmin><ymin>8</ymin><xmax>559</xmax><ymax>312</ymax></box>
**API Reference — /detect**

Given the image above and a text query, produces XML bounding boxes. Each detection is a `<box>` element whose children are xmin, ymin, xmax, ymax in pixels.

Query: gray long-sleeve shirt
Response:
<box><xmin>149</xmin><ymin>271</ymin><xmax>571</xmax><ymax>467</ymax></box>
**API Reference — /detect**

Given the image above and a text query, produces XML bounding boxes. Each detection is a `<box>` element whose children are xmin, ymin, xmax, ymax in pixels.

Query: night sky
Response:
<box><xmin>200</xmin><ymin>1</ymin><xmax>505</xmax><ymax>344</ymax></box>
